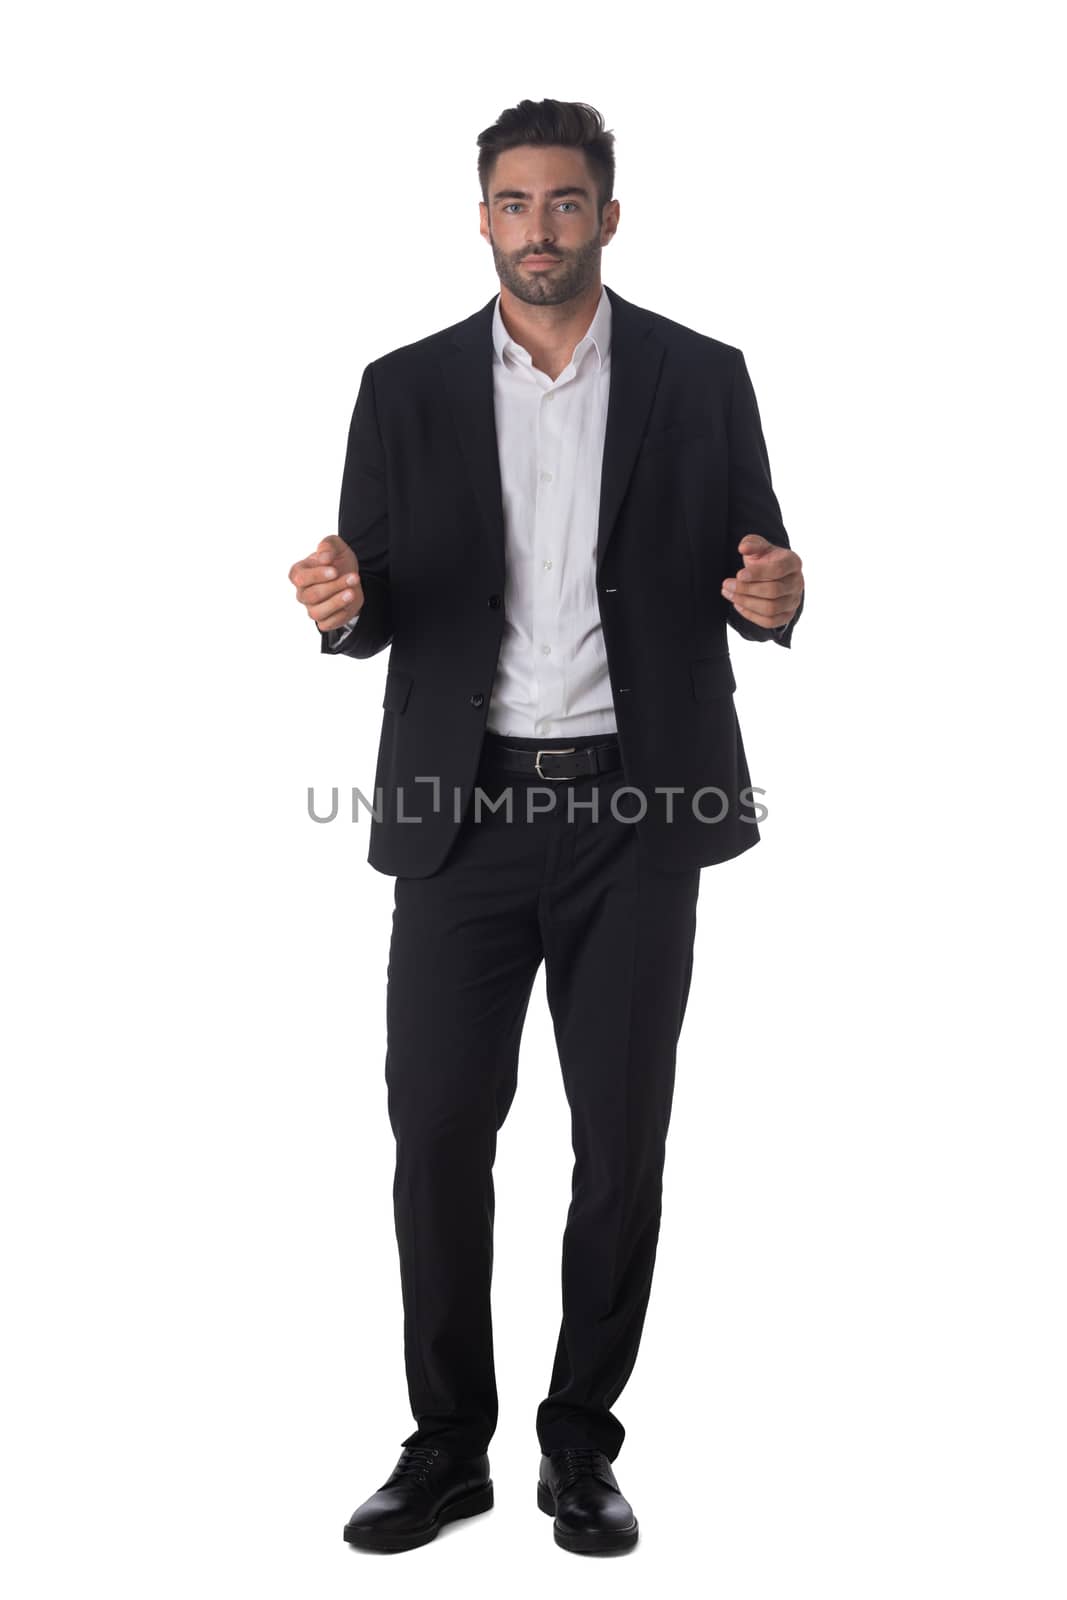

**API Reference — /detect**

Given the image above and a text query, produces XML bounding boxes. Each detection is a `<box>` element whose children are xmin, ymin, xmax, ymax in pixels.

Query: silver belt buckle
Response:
<box><xmin>535</xmin><ymin>746</ymin><xmax>576</xmax><ymax>780</ymax></box>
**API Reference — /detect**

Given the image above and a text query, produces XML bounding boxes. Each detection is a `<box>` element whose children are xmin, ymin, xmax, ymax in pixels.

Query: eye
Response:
<box><xmin>501</xmin><ymin>202</ymin><xmax>580</xmax><ymax>213</ymax></box>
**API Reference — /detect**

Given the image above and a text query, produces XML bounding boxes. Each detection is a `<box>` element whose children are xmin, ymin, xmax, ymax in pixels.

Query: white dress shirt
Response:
<box><xmin>329</xmin><ymin>287</ymin><xmax>618</xmax><ymax>738</ymax></box>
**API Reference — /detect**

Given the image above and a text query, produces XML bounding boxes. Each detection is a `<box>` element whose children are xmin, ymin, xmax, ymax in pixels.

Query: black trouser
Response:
<box><xmin>384</xmin><ymin>731</ymin><xmax>701</xmax><ymax>1462</ymax></box>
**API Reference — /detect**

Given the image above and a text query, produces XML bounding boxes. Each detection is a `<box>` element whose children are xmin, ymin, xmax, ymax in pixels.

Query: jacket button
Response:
<box><xmin>488</xmin><ymin>593</ymin><xmax>502</xmax><ymax>609</ymax></box>
<box><xmin>470</xmin><ymin>693</ymin><xmax>484</xmax><ymax>707</ymax></box>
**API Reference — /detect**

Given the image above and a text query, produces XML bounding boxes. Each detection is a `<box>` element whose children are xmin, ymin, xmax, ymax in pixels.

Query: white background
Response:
<box><xmin>3</xmin><ymin>2</ymin><xmax>1064</xmax><ymax>1594</ymax></box>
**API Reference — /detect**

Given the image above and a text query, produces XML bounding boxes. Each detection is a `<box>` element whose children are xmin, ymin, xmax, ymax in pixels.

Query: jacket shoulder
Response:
<box><xmin>637</xmin><ymin>301</ymin><xmax>742</xmax><ymax>365</ymax></box>
<box><xmin>607</xmin><ymin>291</ymin><xmax>742</xmax><ymax>391</ymax></box>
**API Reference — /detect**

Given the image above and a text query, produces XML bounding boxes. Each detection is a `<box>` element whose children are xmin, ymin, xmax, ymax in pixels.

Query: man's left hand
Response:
<box><xmin>722</xmin><ymin>534</ymin><xmax>804</xmax><ymax>628</ymax></box>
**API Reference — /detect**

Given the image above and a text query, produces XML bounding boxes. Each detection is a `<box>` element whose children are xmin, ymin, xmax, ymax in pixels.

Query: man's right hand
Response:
<box><xmin>289</xmin><ymin>535</ymin><xmax>363</xmax><ymax>631</ymax></box>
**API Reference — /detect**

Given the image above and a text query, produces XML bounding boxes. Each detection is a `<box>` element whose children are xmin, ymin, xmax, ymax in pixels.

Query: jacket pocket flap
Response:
<box><xmin>689</xmin><ymin>653</ymin><xmax>736</xmax><ymax>700</ymax></box>
<box><xmin>382</xmin><ymin>669</ymin><xmax>413</xmax><ymax>714</ymax></box>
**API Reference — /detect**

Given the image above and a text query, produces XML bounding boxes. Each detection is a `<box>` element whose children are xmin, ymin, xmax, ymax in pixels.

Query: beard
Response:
<box><xmin>490</xmin><ymin>230</ymin><xmax>602</xmax><ymax>306</ymax></box>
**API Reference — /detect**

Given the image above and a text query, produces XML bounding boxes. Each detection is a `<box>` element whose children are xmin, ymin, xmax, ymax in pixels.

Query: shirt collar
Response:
<box><xmin>492</xmin><ymin>283</ymin><xmax>611</xmax><ymax>373</ymax></box>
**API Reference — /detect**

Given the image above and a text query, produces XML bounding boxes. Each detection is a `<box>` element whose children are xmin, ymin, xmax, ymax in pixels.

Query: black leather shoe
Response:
<box><xmin>537</xmin><ymin>1446</ymin><xmax>639</xmax><ymax>1554</ymax></box>
<box><xmin>343</xmin><ymin>1444</ymin><xmax>493</xmax><ymax>1553</ymax></box>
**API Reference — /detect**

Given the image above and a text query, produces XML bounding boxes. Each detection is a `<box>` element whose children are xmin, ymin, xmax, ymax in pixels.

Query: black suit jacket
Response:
<box><xmin>322</xmin><ymin>282</ymin><xmax>803</xmax><ymax>877</ymax></box>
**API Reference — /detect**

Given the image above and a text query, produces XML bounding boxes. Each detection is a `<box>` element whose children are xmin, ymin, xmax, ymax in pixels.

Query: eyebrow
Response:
<box><xmin>490</xmin><ymin>186</ymin><xmax>591</xmax><ymax>202</ymax></box>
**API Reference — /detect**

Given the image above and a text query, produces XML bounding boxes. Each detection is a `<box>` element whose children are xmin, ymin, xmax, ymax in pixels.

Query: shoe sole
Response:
<box><xmin>343</xmin><ymin>1480</ymin><xmax>494</xmax><ymax>1553</ymax></box>
<box><xmin>536</xmin><ymin>1479</ymin><xmax>639</xmax><ymax>1554</ymax></box>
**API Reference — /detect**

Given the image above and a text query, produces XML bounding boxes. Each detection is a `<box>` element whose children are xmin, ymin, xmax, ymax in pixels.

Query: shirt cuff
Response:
<box><xmin>328</xmin><ymin>608</ymin><xmax>362</xmax><ymax>645</ymax></box>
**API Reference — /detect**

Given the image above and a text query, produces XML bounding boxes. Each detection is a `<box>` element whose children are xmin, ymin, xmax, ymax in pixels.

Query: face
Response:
<box><xmin>479</xmin><ymin>144</ymin><xmax>619</xmax><ymax>307</ymax></box>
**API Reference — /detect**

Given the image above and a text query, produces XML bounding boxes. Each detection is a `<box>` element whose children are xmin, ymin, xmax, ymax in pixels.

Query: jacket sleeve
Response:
<box><xmin>725</xmin><ymin>347</ymin><xmax>804</xmax><ymax>648</ymax></box>
<box><xmin>320</xmin><ymin>360</ymin><xmax>393</xmax><ymax>660</ymax></box>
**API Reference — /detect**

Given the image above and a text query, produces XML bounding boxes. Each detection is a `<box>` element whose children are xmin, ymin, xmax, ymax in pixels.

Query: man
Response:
<box><xmin>289</xmin><ymin>98</ymin><xmax>804</xmax><ymax>1557</ymax></box>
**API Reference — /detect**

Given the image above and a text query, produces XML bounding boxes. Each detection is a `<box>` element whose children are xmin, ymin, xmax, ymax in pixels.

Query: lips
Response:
<box><xmin>524</xmin><ymin>256</ymin><xmax>560</xmax><ymax>265</ymax></box>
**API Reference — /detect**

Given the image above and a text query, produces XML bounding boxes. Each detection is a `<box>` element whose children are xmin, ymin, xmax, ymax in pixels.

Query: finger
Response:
<box><xmin>308</xmin><ymin>578</ymin><xmax>361</xmax><ymax>618</ymax></box>
<box><xmin>730</xmin><ymin>590</ymin><xmax>779</xmax><ymax>617</ymax></box>
<box><xmin>315</xmin><ymin>596</ymin><xmax>363</xmax><ymax>632</ymax></box>
<box><xmin>730</xmin><ymin>595</ymin><xmax>797</xmax><ymax>626</ymax></box>
<box><xmin>297</xmin><ymin>572</ymin><xmax>362</xmax><ymax>606</ymax></box>
<box><xmin>309</xmin><ymin>586</ymin><xmax>363</xmax><ymax>625</ymax></box>
<box><xmin>290</xmin><ymin>543</ymin><xmax>342</xmax><ymax>581</ymax></box>
<box><xmin>291</xmin><ymin>553</ymin><xmax>355</xmax><ymax>592</ymax></box>
<box><xmin>289</xmin><ymin>552</ymin><xmax>338</xmax><ymax>587</ymax></box>
<box><xmin>309</xmin><ymin>539</ymin><xmax>358</xmax><ymax>577</ymax></box>
<box><xmin>738</xmin><ymin>533</ymin><xmax>799</xmax><ymax>559</ymax></box>
<box><xmin>740</xmin><ymin>549</ymin><xmax>800</xmax><ymax>578</ymax></box>
<box><xmin>729</xmin><ymin>574</ymin><xmax>799</xmax><ymax>598</ymax></box>
<box><xmin>723</xmin><ymin>573</ymin><xmax>799</xmax><ymax>611</ymax></box>
<box><xmin>729</xmin><ymin>591</ymin><xmax>796</xmax><ymax>624</ymax></box>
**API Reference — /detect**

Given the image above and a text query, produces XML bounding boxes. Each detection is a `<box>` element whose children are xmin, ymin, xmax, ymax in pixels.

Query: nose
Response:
<box><xmin>525</xmin><ymin>219</ymin><xmax>560</xmax><ymax>251</ymax></box>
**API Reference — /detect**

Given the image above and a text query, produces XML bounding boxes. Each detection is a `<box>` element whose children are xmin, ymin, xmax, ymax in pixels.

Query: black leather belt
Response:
<box><xmin>483</xmin><ymin>738</ymin><xmax>622</xmax><ymax>781</ymax></box>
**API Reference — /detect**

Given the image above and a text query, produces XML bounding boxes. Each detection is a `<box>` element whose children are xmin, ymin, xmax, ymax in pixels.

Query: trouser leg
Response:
<box><xmin>384</xmin><ymin>784</ymin><xmax>544</xmax><ymax>1458</ymax></box>
<box><xmin>534</xmin><ymin>776</ymin><xmax>701</xmax><ymax>1460</ymax></box>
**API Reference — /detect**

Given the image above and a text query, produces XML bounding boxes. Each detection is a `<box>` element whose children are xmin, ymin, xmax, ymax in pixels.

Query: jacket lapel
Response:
<box><xmin>438</xmin><ymin>282</ymin><xmax>666</xmax><ymax>580</ymax></box>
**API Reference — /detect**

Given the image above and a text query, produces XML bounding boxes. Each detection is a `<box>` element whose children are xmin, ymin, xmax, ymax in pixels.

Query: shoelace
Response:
<box><xmin>390</xmin><ymin>1444</ymin><xmax>440</xmax><ymax>1484</ymax></box>
<box><xmin>552</xmin><ymin>1446</ymin><xmax>608</xmax><ymax>1491</ymax></box>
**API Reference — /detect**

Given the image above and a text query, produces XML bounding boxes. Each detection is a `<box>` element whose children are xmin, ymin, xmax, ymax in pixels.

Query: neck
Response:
<box><xmin>498</xmin><ymin>279</ymin><xmax>603</xmax><ymax>377</ymax></box>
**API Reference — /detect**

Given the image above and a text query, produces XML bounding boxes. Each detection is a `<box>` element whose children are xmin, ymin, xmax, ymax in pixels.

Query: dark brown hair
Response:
<box><xmin>477</xmin><ymin>98</ymin><xmax>616</xmax><ymax>218</ymax></box>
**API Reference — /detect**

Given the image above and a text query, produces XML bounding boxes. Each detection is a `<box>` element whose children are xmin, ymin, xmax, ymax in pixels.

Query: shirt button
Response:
<box><xmin>470</xmin><ymin>693</ymin><xmax>484</xmax><ymax>707</ymax></box>
<box><xmin>488</xmin><ymin>593</ymin><xmax>502</xmax><ymax>608</ymax></box>
<box><xmin>541</xmin><ymin>644</ymin><xmax>551</xmax><ymax>655</ymax></box>
<box><xmin>543</xmin><ymin>559</ymin><xmax>552</xmax><ymax>571</ymax></box>
<box><xmin>540</xmin><ymin>471</ymin><xmax>553</xmax><ymax>482</ymax></box>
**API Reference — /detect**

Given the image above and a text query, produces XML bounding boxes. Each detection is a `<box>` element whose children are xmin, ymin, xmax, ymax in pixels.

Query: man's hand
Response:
<box><xmin>289</xmin><ymin>535</ymin><xmax>363</xmax><ymax>632</ymax></box>
<box><xmin>722</xmin><ymin>534</ymin><xmax>804</xmax><ymax>628</ymax></box>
